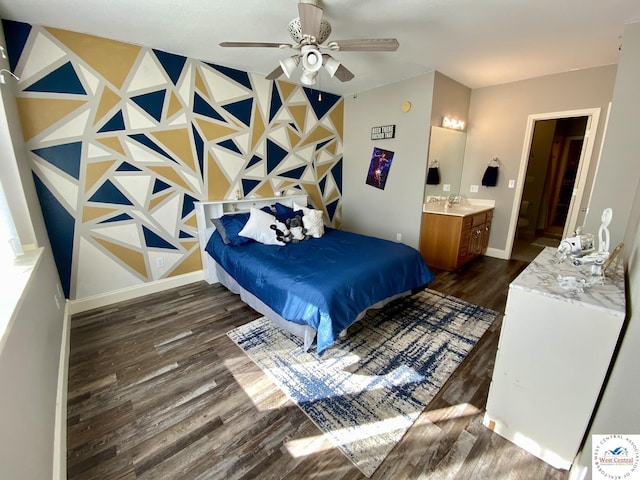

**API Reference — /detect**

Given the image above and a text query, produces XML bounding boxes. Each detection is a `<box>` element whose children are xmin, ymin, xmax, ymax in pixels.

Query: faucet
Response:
<box><xmin>447</xmin><ymin>193</ymin><xmax>460</xmax><ymax>207</ymax></box>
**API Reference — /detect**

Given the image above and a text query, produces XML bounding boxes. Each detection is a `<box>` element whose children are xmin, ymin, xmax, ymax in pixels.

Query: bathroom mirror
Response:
<box><xmin>424</xmin><ymin>126</ymin><xmax>467</xmax><ymax>201</ymax></box>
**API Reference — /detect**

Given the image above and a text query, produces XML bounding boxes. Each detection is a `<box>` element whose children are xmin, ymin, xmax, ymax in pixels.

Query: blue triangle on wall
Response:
<box><xmin>326</xmin><ymin>198</ymin><xmax>340</xmax><ymax>222</ymax></box>
<box><xmin>131</xmin><ymin>90</ymin><xmax>166</xmax><ymax>122</ymax></box>
<box><xmin>99</xmin><ymin>213</ymin><xmax>133</xmax><ymax>224</ymax></box>
<box><xmin>179</xmin><ymin>230</ymin><xmax>194</xmax><ymax>239</ymax></box>
<box><xmin>88</xmin><ymin>179</ymin><xmax>133</xmax><ymax>206</ymax></box>
<box><xmin>279</xmin><ymin>165</ymin><xmax>306</xmax><ymax>180</ymax></box>
<box><xmin>319</xmin><ymin>176</ymin><xmax>327</xmax><ymax>193</ymax></box>
<box><xmin>266</xmin><ymin>139</ymin><xmax>288</xmax><ymax>174</ymax></box>
<box><xmin>241</xmin><ymin>178</ymin><xmax>261</xmax><ymax>195</ymax></box>
<box><xmin>222</xmin><ymin>98</ymin><xmax>253</xmax><ymax>127</ymax></box>
<box><xmin>116</xmin><ymin>162</ymin><xmax>142</xmax><ymax>172</ymax></box>
<box><xmin>303</xmin><ymin>87</ymin><xmax>341</xmax><ymax>121</ymax></box>
<box><xmin>269</xmin><ymin>83</ymin><xmax>282</xmax><ymax>123</ymax></box>
<box><xmin>99</xmin><ymin>110</ymin><xmax>126</xmax><ymax>133</ymax></box>
<box><xmin>128</xmin><ymin>133</ymin><xmax>176</xmax><ymax>162</ymax></box>
<box><xmin>2</xmin><ymin>20</ymin><xmax>32</xmax><ymax>72</ymax></box>
<box><xmin>193</xmin><ymin>92</ymin><xmax>226</xmax><ymax>122</ymax></box>
<box><xmin>181</xmin><ymin>194</ymin><xmax>198</xmax><ymax>218</ymax></box>
<box><xmin>332</xmin><ymin>157</ymin><xmax>343</xmax><ymax>194</ymax></box>
<box><xmin>152</xmin><ymin>178</ymin><xmax>171</xmax><ymax>194</ymax></box>
<box><xmin>143</xmin><ymin>226</ymin><xmax>177</xmax><ymax>250</ymax></box>
<box><xmin>25</xmin><ymin>61</ymin><xmax>86</xmax><ymax>95</ymax></box>
<box><xmin>153</xmin><ymin>49</ymin><xmax>187</xmax><ymax>85</ymax></box>
<box><xmin>32</xmin><ymin>142</ymin><xmax>82</xmax><ymax>180</ymax></box>
<box><xmin>217</xmin><ymin>138</ymin><xmax>242</xmax><ymax>154</ymax></box>
<box><xmin>208</xmin><ymin>63</ymin><xmax>252</xmax><ymax>90</ymax></box>
<box><xmin>192</xmin><ymin>124</ymin><xmax>205</xmax><ymax>179</ymax></box>
<box><xmin>316</xmin><ymin>138</ymin><xmax>332</xmax><ymax>150</ymax></box>
<box><xmin>32</xmin><ymin>173</ymin><xmax>74</xmax><ymax>298</ymax></box>
<box><xmin>247</xmin><ymin>154</ymin><xmax>262</xmax><ymax>168</ymax></box>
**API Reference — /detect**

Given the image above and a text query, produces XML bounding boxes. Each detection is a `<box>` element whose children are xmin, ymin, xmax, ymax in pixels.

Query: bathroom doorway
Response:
<box><xmin>508</xmin><ymin>108</ymin><xmax>601</xmax><ymax>262</ymax></box>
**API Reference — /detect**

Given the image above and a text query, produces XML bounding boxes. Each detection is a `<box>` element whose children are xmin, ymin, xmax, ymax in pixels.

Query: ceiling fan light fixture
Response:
<box><xmin>280</xmin><ymin>55</ymin><xmax>300</xmax><ymax>78</ymax></box>
<box><xmin>300</xmin><ymin>69</ymin><xmax>318</xmax><ymax>86</ymax></box>
<box><xmin>322</xmin><ymin>54</ymin><xmax>340</xmax><ymax>78</ymax></box>
<box><xmin>301</xmin><ymin>45</ymin><xmax>322</xmax><ymax>73</ymax></box>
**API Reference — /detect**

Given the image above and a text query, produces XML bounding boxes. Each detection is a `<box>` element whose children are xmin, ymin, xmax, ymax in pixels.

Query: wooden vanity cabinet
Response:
<box><xmin>419</xmin><ymin>208</ymin><xmax>493</xmax><ymax>270</ymax></box>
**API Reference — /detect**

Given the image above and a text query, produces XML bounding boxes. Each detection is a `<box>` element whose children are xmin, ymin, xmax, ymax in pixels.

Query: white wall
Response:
<box><xmin>571</xmin><ymin>19</ymin><xmax>640</xmax><ymax>479</ymax></box>
<box><xmin>342</xmin><ymin>74</ymin><xmax>435</xmax><ymax>248</ymax></box>
<box><xmin>462</xmin><ymin>65</ymin><xmax>617</xmax><ymax>256</ymax></box>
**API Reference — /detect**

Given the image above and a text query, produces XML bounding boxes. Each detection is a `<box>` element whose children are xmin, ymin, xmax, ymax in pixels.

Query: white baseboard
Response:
<box><xmin>68</xmin><ymin>270</ymin><xmax>205</xmax><ymax>315</ymax></box>
<box><xmin>53</xmin><ymin>300</ymin><xmax>71</xmax><ymax>480</ymax></box>
<box><xmin>485</xmin><ymin>247</ymin><xmax>510</xmax><ymax>260</ymax></box>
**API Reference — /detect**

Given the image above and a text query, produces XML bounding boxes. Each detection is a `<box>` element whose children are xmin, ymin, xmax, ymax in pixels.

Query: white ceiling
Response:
<box><xmin>1</xmin><ymin>0</ymin><xmax>639</xmax><ymax>96</ymax></box>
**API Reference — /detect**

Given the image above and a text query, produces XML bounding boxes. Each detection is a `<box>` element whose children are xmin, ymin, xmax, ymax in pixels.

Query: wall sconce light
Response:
<box><xmin>0</xmin><ymin>69</ymin><xmax>19</xmax><ymax>84</ymax></box>
<box><xmin>442</xmin><ymin>116</ymin><xmax>465</xmax><ymax>131</ymax></box>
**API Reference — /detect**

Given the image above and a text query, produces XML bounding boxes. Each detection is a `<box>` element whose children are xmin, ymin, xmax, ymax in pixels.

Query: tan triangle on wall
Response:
<box><xmin>183</xmin><ymin>213</ymin><xmax>198</xmax><ymax>228</ymax></box>
<box><xmin>94</xmin><ymin>86</ymin><xmax>121</xmax><ymax>126</ymax></box>
<box><xmin>194</xmin><ymin>118</ymin><xmax>237</xmax><ymax>141</ymax></box>
<box><xmin>96</xmin><ymin>136</ymin><xmax>126</xmax><ymax>155</ymax></box>
<box><xmin>288</xmin><ymin>105</ymin><xmax>307</xmax><ymax>134</ymax></box>
<box><xmin>168</xmin><ymin>249</ymin><xmax>202</xmax><ymax>277</ymax></box>
<box><xmin>46</xmin><ymin>27</ymin><xmax>141</xmax><ymax>89</ymax></box>
<box><xmin>179</xmin><ymin>240</ymin><xmax>198</xmax><ymax>251</ymax></box>
<box><xmin>207</xmin><ymin>152</ymin><xmax>230</xmax><ymax>200</ymax></box>
<box><xmin>299</xmin><ymin>125</ymin><xmax>334</xmax><ymax>148</ymax></box>
<box><xmin>325</xmin><ymin>139</ymin><xmax>337</xmax><ymax>155</ymax></box>
<box><xmin>251</xmin><ymin>107</ymin><xmax>266</xmax><ymax>151</ymax></box>
<box><xmin>255</xmin><ymin>182</ymin><xmax>275</xmax><ymax>198</ymax></box>
<box><xmin>277</xmin><ymin>81</ymin><xmax>297</xmax><ymax>102</ymax></box>
<box><xmin>93</xmin><ymin>236</ymin><xmax>148</xmax><ymax>279</ymax></box>
<box><xmin>315</xmin><ymin>162</ymin><xmax>333</xmax><ymax>181</ymax></box>
<box><xmin>16</xmin><ymin>98</ymin><xmax>87</xmax><ymax>141</ymax></box>
<box><xmin>85</xmin><ymin>160</ymin><xmax>116</xmax><ymax>192</ymax></box>
<box><xmin>194</xmin><ymin>69</ymin><xmax>209</xmax><ymax>100</ymax></box>
<box><xmin>82</xmin><ymin>206</ymin><xmax>119</xmax><ymax>223</ymax></box>
<box><xmin>151</xmin><ymin>128</ymin><xmax>196</xmax><ymax>172</ymax></box>
<box><xmin>302</xmin><ymin>184</ymin><xmax>325</xmax><ymax>216</ymax></box>
<box><xmin>286</xmin><ymin>127</ymin><xmax>301</xmax><ymax>149</ymax></box>
<box><xmin>329</xmin><ymin>99</ymin><xmax>344</xmax><ymax>142</ymax></box>
<box><xmin>149</xmin><ymin>190</ymin><xmax>174</xmax><ymax>211</ymax></box>
<box><xmin>167</xmin><ymin>91</ymin><xmax>183</xmax><ymax>118</ymax></box>
<box><xmin>147</xmin><ymin>166</ymin><xmax>193</xmax><ymax>192</ymax></box>
<box><xmin>325</xmin><ymin>189</ymin><xmax>340</xmax><ymax>205</ymax></box>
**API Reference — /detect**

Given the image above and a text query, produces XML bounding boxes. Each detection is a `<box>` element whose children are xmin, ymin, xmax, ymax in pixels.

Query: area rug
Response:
<box><xmin>227</xmin><ymin>289</ymin><xmax>498</xmax><ymax>477</ymax></box>
<box><xmin>531</xmin><ymin>236</ymin><xmax>560</xmax><ymax>248</ymax></box>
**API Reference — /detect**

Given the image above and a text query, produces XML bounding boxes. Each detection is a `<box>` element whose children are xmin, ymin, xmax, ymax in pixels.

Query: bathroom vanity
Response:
<box><xmin>419</xmin><ymin>201</ymin><xmax>494</xmax><ymax>270</ymax></box>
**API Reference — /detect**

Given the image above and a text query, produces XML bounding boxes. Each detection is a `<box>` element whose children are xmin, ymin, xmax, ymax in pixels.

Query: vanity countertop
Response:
<box><xmin>423</xmin><ymin>200</ymin><xmax>495</xmax><ymax>217</ymax></box>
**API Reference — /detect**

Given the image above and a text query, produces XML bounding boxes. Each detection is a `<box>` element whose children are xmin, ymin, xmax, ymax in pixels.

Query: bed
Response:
<box><xmin>194</xmin><ymin>195</ymin><xmax>434</xmax><ymax>353</ymax></box>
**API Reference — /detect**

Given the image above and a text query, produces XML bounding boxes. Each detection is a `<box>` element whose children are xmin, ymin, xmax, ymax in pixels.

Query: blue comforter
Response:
<box><xmin>205</xmin><ymin>228</ymin><xmax>434</xmax><ymax>353</ymax></box>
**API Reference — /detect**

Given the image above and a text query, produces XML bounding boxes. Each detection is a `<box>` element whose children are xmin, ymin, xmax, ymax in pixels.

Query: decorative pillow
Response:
<box><xmin>239</xmin><ymin>207</ymin><xmax>285</xmax><ymax>246</ymax></box>
<box><xmin>213</xmin><ymin>213</ymin><xmax>252</xmax><ymax>246</ymax></box>
<box><xmin>301</xmin><ymin>208</ymin><xmax>325</xmax><ymax>238</ymax></box>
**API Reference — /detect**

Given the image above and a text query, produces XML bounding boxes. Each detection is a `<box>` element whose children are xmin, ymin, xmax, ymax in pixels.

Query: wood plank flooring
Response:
<box><xmin>67</xmin><ymin>256</ymin><xmax>570</xmax><ymax>479</ymax></box>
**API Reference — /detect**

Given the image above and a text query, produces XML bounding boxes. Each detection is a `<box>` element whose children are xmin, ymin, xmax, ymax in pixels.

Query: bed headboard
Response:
<box><xmin>194</xmin><ymin>194</ymin><xmax>308</xmax><ymax>283</ymax></box>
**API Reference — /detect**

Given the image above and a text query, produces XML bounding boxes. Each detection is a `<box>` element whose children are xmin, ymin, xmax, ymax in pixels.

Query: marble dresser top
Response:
<box><xmin>511</xmin><ymin>247</ymin><xmax>626</xmax><ymax>317</ymax></box>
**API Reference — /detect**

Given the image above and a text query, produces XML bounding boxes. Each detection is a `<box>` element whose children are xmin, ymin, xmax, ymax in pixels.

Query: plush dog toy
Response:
<box><xmin>270</xmin><ymin>220</ymin><xmax>291</xmax><ymax>243</ymax></box>
<box><xmin>286</xmin><ymin>215</ymin><xmax>309</xmax><ymax>242</ymax></box>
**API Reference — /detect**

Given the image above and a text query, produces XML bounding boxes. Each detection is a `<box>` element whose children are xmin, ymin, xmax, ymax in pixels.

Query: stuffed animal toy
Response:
<box><xmin>286</xmin><ymin>215</ymin><xmax>309</xmax><ymax>242</ymax></box>
<box><xmin>270</xmin><ymin>220</ymin><xmax>291</xmax><ymax>244</ymax></box>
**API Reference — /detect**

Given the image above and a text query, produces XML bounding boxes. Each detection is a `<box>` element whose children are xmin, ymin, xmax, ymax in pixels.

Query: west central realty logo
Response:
<box><xmin>593</xmin><ymin>434</ymin><xmax>640</xmax><ymax>479</ymax></box>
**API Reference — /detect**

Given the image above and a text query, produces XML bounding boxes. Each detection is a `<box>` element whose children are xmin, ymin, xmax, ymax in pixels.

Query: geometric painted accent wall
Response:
<box><xmin>3</xmin><ymin>20</ymin><xmax>343</xmax><ymax>300</ymax></box>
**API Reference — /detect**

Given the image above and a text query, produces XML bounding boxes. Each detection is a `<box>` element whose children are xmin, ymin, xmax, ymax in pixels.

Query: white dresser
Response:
<box><xmin>483</xmin><ymin>247</ymin><xmax>626</xmax><ymax>470</ymax></box>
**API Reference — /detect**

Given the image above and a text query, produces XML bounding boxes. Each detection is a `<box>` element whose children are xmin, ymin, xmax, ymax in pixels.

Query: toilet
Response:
<box><xmin>518</xmin><ymin>200</ymin><xmax>531</xmax><ymax>228</ymax></box>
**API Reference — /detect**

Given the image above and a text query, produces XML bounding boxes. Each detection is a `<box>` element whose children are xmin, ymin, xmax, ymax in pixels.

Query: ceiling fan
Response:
<box><xmin>219</xmin><ymin>0</ymin><xmax>399</xmax><ymax>87</ymax></box>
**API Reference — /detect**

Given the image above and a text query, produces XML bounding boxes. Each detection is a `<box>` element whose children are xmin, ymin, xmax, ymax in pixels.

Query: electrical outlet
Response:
<box><xmin>396</xmin><ymin>233</ymin><xmax>402</xmax><ymax>242</ymax></box>
<box><xmin>508</xmin><ymin>179</ymin><xmax>516</xmax><ymax>188</ymax></box>
<box><xmin>156</xmin><ymin>257</ymin><xmax>165</xmax><ymax>268</ymax></box>
<box><xmin>470</xmin><ymin>185</ymin><xmax>479</xmax><ymax>193</ymax></box>
<box><xmin>443</xmin><ymin>184</ymin><xmax>451</xmax><ymax>192</ymax></box>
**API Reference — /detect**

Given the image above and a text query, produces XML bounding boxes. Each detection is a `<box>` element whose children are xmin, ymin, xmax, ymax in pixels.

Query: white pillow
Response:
<box><xmin>239</xmin><ymin>207</ymin><xmax>285</xmax><ymax>246</ymax></box>
<box><xmin>293</xmin><ymin>201</ymin><xmax>325</xmax><ymax>238</ymax></box>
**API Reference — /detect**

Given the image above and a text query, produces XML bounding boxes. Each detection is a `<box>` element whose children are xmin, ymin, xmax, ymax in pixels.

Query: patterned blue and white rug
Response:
<box><xmin>227</xmin><ymin>289</ymin><xmax>498</xmax><ymax>477</ymax></box>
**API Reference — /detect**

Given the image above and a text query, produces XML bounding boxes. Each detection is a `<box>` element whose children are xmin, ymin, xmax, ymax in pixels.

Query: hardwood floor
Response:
<box><xmin>67</xmin><ymin>256</ymin><xmax>569</xmax><ymax>479</ymax></box>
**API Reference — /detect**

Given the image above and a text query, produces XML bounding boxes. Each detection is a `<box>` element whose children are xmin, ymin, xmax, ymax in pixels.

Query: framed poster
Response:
<box><xmin>365</xmin><ymin>147</ymin><xmax>394</xmax><ymax>190</ymax></box>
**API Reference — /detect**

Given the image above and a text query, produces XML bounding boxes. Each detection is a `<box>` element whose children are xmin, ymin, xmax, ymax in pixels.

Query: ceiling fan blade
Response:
<box><xmin>219</xmin><ymin>41</ymin><xmax>293</xmax><ymax>48</ymax></box>
<box><xmin>265</xmin><ymin>65</ymin><xmax>284</xmax><ymax>80</ymax></box>
<box><xmin>298</xmin><ymin>1</ymin><xmax>323</xmax><ymax>39</ymax></box>
<box><xmin>334</xmin><ymin>64</ymin><xmax>355</xmax><ymax>82</ymax></box>
<box><xmin>329</xmin><ymin>38</ymin><xmax>399</xmax><ymax>52</ymax></box>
